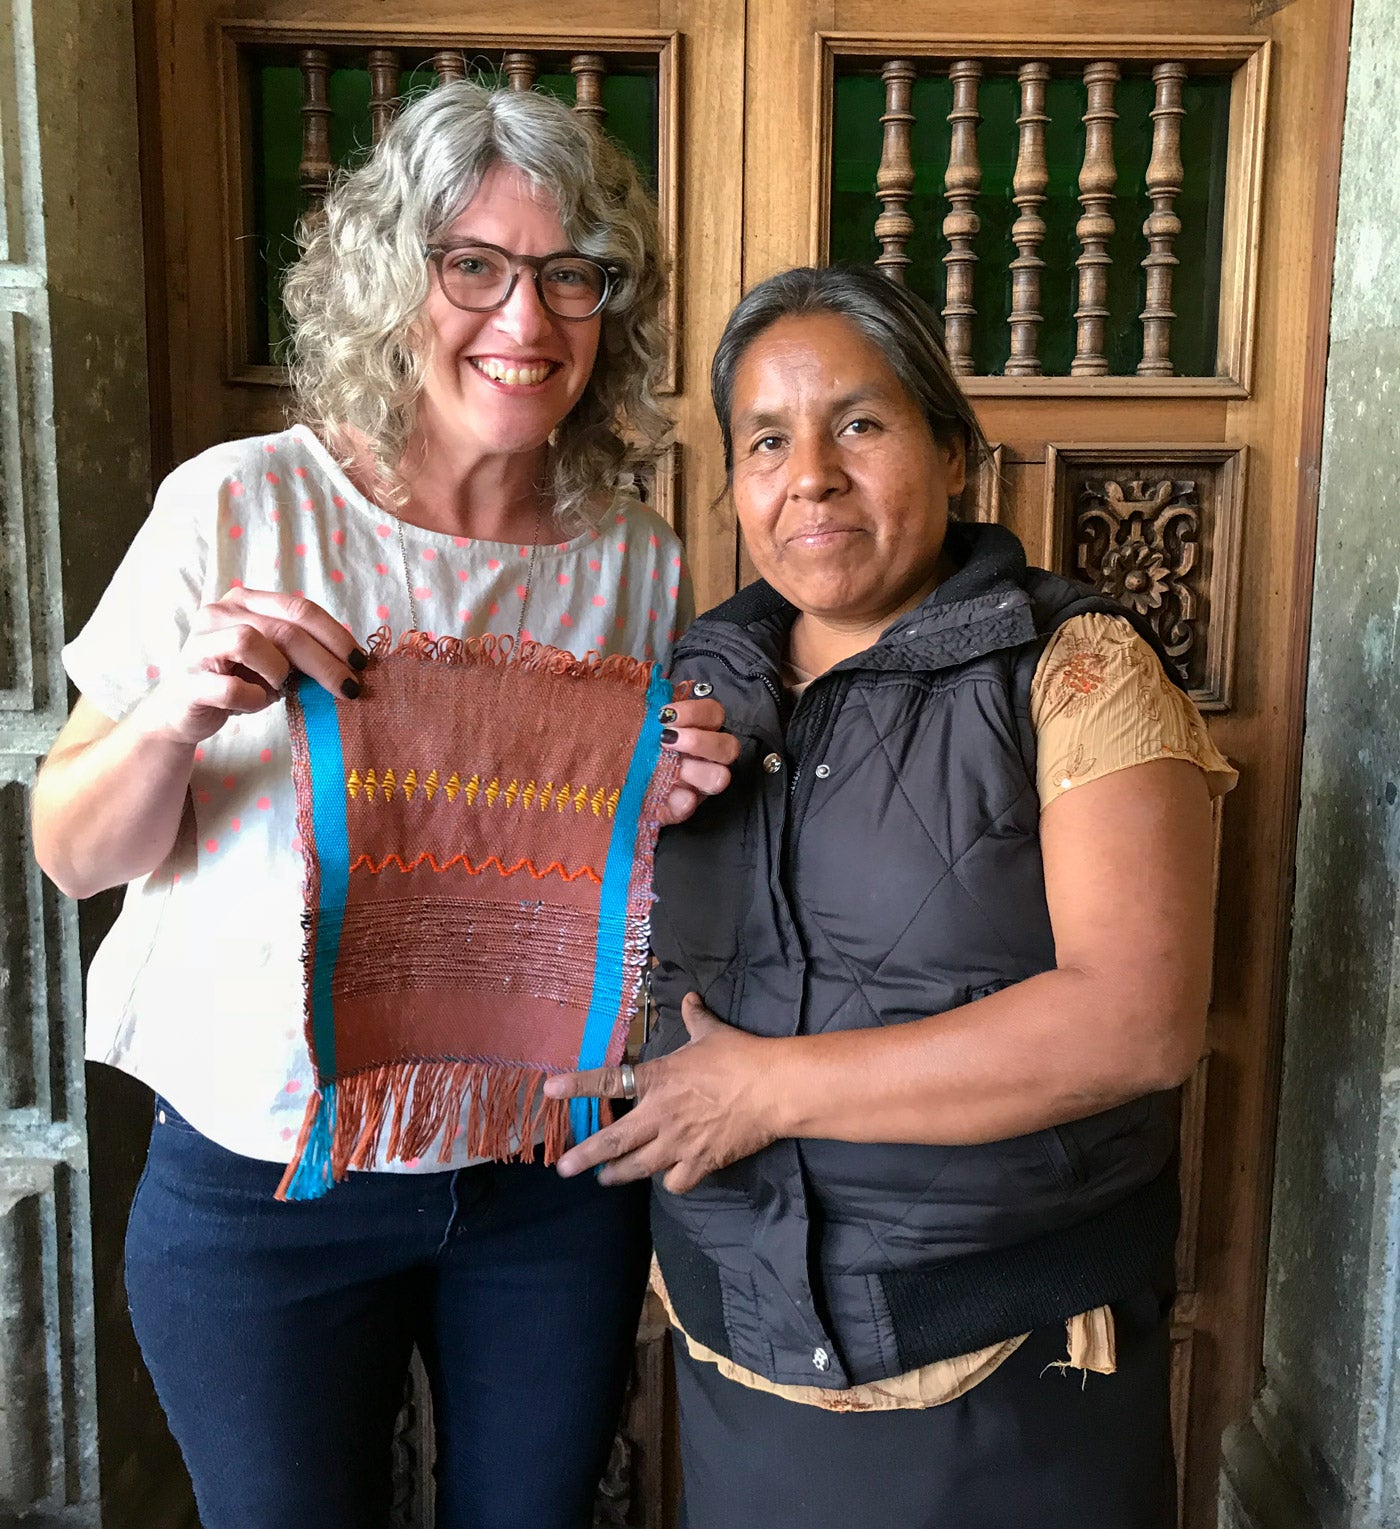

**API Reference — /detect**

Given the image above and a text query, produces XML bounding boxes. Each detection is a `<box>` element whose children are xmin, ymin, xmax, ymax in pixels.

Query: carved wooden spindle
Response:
<box><xmin>1072</xmin><ymin>62</ymin><xmax>1120</xmax><ymax>376</ymax></box>
<box><xmin>941</xmin><ymin>60</ymin><xmax>983</xmax><ymax>375</ymax></box>
<box><xmin>502</xmin><ymin>51</ymin><xmax>538</xmax><ymax>92</ymax></box>
<box><xmin>873</xmin><ymin>60</ymin><xmax>917</xmax><ymax>284</ymax></box>
<box><xmin>432</xmin><ymin>50</ymin><xmax>467</xmax><ymax>85</ymax></box>
<box><xmin>367</xmin><ymin>49</ymin><xmax>401</xmax><ymax>143</ymax></box>
<box><xmin>1138</xmin><ymin>62</ymin><xmax>1189</xmax><ymax>377</ymax></box>
<box><xmin>298</xmin><ymin>48</ymin><xmax>334</xmax><ymax>213</ymax></box>
<box><xmin>1006</xmin><ymin>62</ymin><xmax>1051</xmax><ymax>377</ymax></box>
<box><xmin>570</xmin><ymin>53</ymin><xmax>607</xmax><ymax>127</ymax></box>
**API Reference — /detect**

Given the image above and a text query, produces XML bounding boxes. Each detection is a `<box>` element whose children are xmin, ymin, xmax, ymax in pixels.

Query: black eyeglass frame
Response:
<box><xmin>423</xmin><ymin>239</ymin><xmax>621</xmax><ymax>321</ymax></box>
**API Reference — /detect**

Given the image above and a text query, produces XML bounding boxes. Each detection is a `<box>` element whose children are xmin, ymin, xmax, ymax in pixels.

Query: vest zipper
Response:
<box><xmin>677</xmin><ymin>646</ymin><xmax>784</xmax><ymax>715</ymax></box>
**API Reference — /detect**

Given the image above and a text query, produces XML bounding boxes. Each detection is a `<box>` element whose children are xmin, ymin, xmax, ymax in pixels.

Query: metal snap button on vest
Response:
<box><xmin>814</xmin><ymin>763</ymin><xmax>830</xmax><ymax>779</ymax></box>
<box><xmin>762</xmin><ymin>752</ymin><xmax>783</xmax><ymax>775</ymax></box>
<box><xmin>692</xmin><ymin>681</ymin><xmax>714</xmax><ymax>697</ymax></box>
<box><xmin>812</xmin><ymin>1346</ymin><xmax>831</xmax><ymax>1372</ymax></box>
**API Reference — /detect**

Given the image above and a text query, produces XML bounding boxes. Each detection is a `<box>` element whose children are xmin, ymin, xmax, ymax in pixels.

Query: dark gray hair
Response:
<box><xmin>710</xmin><ymin>265</ymin><xmax>988</xmax><ymax>482</ymax></box>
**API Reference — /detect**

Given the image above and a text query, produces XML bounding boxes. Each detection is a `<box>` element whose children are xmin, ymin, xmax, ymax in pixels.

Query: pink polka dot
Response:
<box><xmin>332</xmin><ymin>495</ymin><xmax>346</xmax><ymax>510</ymax></box>
<box><xmin>194</xmin><ymin>748</ymin><xmax>205</xmax><ymax>761</ymax></box>
<box><xmin>222</xmin><ymin>775</ymin><xmax>236</xmax><ymax>789</ymax></box>
<box><xmin>376</xmin><ymin>524</ymin><xmax>392</xmax><ymax>538</ymax></box>
<box><xmin>301</xmin><ymin>497</ymin><xmax>314</xmax><ymax>512</ymax></box>
<box><xmin>515</xmin><ymin>584</ymin><xmax>528</xmax><ymax>600</ymax></box>
<box><xmin>649</xmin><ymin>533</ymin><xmax>660</xmax><ymax>549</ymax></box>
<box><xmin>291</xmin><ymin>835</ymin><xmax>304</xmax><ymax>854</ymax></box>
<box><xmin>294</xmin><ymin>543</ymin><xmax>307</xmax><ymax>557</ymax></box>
<box><xmin>590</xmin><ymin>529</ymin><xmax>600</xmax><ymax>542</ymax></box>
<box><xmin>645</xmin><ymin>642</ymin><xmax>655</xmax><ymax>659</ymax></box>
<box><xmin>331</xmin><ymin>529</ymin><xmax>345</xmax><ymax>546</ymax></box>
<box><xmin>404</xmin><ymin>1157</ymin><xmax>421</xmax><ymax>1169</ymax></box>
<box><xmin>592</xmin><ymin>594</ymin><xmax>606</xmax><ymax>607</ymax></box>
<box><xmin>615</xmin><ymin>513</ymin><xmax>626</xmax><ymax>525</ymax></box>
<box><xmin>196</xmin><ymin>789</ymin><xmax>212</xmax><ymax>804</ymax></box>
<box><xmin>375</xmin><ymin>562</ymin><xmax>389</xmax><ymax>576</ymax></box>
<box><xmin>459</xmin><ymin>608</ymin><xmax>472</xmax><ymax>623</ymax></box>
<box><xmin>672</xmin><ymin>554</ymin><xmax>682</xmax><ymax>567</ymax></box>
<box><xmin>272</xmin><ymin>556</ymin><xmax>280</xmax><ymax>570</ymax></box>
<box><xmin>284</xmin><ymin>1079</ymin><xmax>302</xmax><ymax>1094</ymax></box>
<box><xmin>264</xmin><ymin>442</ymin><xmax>277</xmax><ymax>454</ymax></box>
<box><xmin>280</xmin><ymin>1127</ymin><xmax>294</xmax><ymax>1141</ymax></box>
<box><xmin>489</xmin><ymin>601</ymin><xmax>500</xmax><ymax>617</ymax></box>
<box><xmin>520</xmin><ymin>628</ymin><xmax>534</xmax><ymax>644</ymax></box>
<box><xmin>329</xmin><ymin>569</ymin><xmax>343</xmax><ymax>583</ymax></box>
<box><xmin>260</xmin><ymin>748</ymin><xmax>273</xmax><ymax>762</ymax></box>
<box><xmin>589</xmin><ymin>559</ymin><xmax>602</xmax><ymax>572</ymax></box>
<box><xmin>413</xmin><ymin>584</ymin><xmax>432</xmax><ymax>600</ymax></box>
<box><xmin>421</xmin><ymin>548</ymin><xmax>436</xmax><ymax>562</ymax></box>
<box><xmin>294</xmin><ymin>465</ymin><xmax>307</xmax><ymax>479</ymax></box>
<box><xmin>265</xmin><ymin>472</ymin><xmax>279</xmax><ymax>486</ymax></box>
<box><xmin>454</xmin><ymin>536</ymin><xmax>470</xmax><ymax>548</ymax></box>
<box><xmin>172</xmin><ymin>872</ymin><xmax>180</xmax><ymax>885</ymax></box>
<box><xmin>228</xmin><ymin>579</ymin><xmax>243</xmax><ymax>590</ymax></box>
<box><xmin>146</xmin><ymin>663</ymin><xmax>161</xmax><ymax>680</ymax></box>
<box><xmin>257</xmin><ymin>796</ymin><xmax>271</xmax><ymax>811</ymax></box>
<box><xmin>651</xmin><ymin>568</ymin><xmax>661</xmax><ymax>581</ymax></box>
<box><xmin>616</xmin><ymin>541</ymin><xmax>626</xmax><ymax>553</ymax></box>
<box><xmin>615</xmin><ymin>614</ymin><xmax>625</xmax><ymax>628</ymax></box>
<box><xmin>555</xmin><ymin>541</ymin><xmax>569</xmax><ymax>552</ymax></box>
<box><xmin>228</xmin><ymin>524</ymin><xmax>243</xmax><ymax>539</ymax></box>
<box><xmin>376</xmin><ymin>604</ymin><xmax>391</xmax><ymax>620</ymax></box>
<box><xmin>457</xmin><ymin>569</ymin><xmax>470</xmax><ymax>582</ymax></box>
<box><xmin>648</xmin><ymin>609</ymin><xmax>659</xmax><ymax>622</ymax></box>
<box><xmin>230</xmin><ymin>817</ymin><xmax>241</xmax><ymax>832</ymax></box>
<box><xmin>556</xmin><ymin>571</ymin><xmax>570</xmax><ymax>585</ymax></box>
<box><xmin>668</xmin><ymin>585</ymin><xmax>679</xmax><ymax>598</ymax></box>
<box><xmin>204</xmin><ymin>838</ymin><xmax>218</xmax><ymax>853</ymax></box>
<box><xmin>228</xmin><ymin>481</ymin><xmax>245</xmax><ymax>498</ymax></box>
<box><xmin>560</xmin><ymin>612</ymin><xmax>573</xmax><ymax>626</ymax></box>
<box><xmin>519</xmin><ymin>546</ymin><xmax>530</xmax><ymax>558</ymax></box>
<box><xmin>269</xmin><ymin>508</ymin><xmax>281</xmax><ymax>524</ymax></box>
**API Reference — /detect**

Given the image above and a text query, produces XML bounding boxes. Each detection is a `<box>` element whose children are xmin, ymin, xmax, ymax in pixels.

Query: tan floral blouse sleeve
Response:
<box><xmin>1030</xmin><ymin>613</ymin><xmax>1238</xmax><ymax>809</ymax></box>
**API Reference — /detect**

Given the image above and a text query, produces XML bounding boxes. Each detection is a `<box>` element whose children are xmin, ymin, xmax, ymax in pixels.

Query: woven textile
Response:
<box><xmin>277</xmin><ymin>628</ymin><xmax>677</xmax><ymax>1200</ymax></box>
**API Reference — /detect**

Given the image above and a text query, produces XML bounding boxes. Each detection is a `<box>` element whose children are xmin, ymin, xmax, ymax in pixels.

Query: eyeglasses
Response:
<box><xmin>424</xmin><ymin>240</ymin><xmax>618</xmax><ymax>320</ymax></box>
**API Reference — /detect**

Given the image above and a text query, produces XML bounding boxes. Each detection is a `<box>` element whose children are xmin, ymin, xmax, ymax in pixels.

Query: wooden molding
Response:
<box><xmin>1043</xmin><ymin>442</ymin><xmax>1247</xmax><ymax>711</ymax></box>
<box><xmin>963</xmin><ymin>442</ymin><xmax>1004</xmax><ymax>524</ymax></box>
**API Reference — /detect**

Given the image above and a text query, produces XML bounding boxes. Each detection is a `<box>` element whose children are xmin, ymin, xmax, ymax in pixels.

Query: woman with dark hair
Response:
<box><xmin>548</xmin><ymin>265</ymin><xmax>1235</xmax><ymax>1528</ymax></box>
<box><xmin>31</xmin><ymin>81</ymin><xmax>736</xmax><ymax>1529</ymax></box>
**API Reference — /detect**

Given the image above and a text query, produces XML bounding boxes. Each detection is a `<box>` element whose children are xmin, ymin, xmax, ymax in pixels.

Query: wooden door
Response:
<box><xmin>137</xmin><ymin>1</ymin><xmax>1349</xmax><ymax>1524</ymax></box>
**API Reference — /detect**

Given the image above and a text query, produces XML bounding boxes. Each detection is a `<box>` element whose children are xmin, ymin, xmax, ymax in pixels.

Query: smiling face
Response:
<box><xmin>416</xmin><ymin>162</ymin><xmax>602</xmax><ymax>461</ymax></box>
<box><xmin>729</xmin><ymin>311</ymin><xmax>966</xmax><ymax>631</ymax></box>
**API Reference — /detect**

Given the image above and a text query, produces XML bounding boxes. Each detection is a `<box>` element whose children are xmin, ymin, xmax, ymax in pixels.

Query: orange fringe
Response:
<box><xmin>365</xmin><ymin>625</ymin><xmax>659</xmax><ymax>689</ymax></box>
<box><xmin>274</xmin><ymin>1060</ymin><xmax>573</xmax><ymax>1201</ymax></box>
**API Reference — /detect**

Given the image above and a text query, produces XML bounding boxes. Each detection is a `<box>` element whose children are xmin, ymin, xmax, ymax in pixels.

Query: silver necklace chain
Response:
<box><xmin>393</xmin><ymin>498</ymin><xmax>546</xmax><ymax>644</ymax></box>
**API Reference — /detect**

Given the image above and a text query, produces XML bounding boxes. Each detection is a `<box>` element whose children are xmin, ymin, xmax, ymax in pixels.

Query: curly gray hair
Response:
<box><xmin>283</xmin><ymin>79</ymin><xmax>670</xmax><ymax>532</ymax></box>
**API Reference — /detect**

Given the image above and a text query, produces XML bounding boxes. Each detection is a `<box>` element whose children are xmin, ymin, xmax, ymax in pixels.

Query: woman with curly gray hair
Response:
<box><xmin>31</xmin><ymin>80</ymin><xmax>736</xmax><ymax>1529</ymax></box>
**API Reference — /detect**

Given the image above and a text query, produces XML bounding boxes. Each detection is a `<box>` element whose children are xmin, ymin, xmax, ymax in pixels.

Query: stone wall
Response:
<box><xmin>1220</xmin><ymin>0</ymin><xmax>1400</xmax><ymax>1523</ymax></box>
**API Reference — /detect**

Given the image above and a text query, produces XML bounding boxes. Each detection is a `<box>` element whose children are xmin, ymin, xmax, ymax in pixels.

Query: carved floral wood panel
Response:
<box><xmin>1044</xmin><ymin>444</ymin><xmax>1246</xmax><ymax>710</ymax></box>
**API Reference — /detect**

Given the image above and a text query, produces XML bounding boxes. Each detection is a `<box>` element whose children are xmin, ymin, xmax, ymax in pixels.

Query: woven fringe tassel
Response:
<box><xmin>277</xmin><ymin>1061</ymin><xmax>577</xmax><ymax>1199</ymax></box>
<box><xmin>276</xmin><ymin>1084</ymin><xmax>337</xmax><ymax>1202</ymax></box>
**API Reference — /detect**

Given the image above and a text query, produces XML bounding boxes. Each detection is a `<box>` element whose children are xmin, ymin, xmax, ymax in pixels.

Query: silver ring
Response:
<box><xmin>618</xmin><ymin>1062</ymin><xmax>637</xmax><ymax>1101</ymax></box>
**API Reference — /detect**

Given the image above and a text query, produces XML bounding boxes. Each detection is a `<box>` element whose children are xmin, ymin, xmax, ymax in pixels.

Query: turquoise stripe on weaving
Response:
<box><xmin>295</xmin><ymin>675</ymin><xmax>351</xmax><ymax>1080</ymax></box>
<box><xmin>570</xmin><ymin>666</ymin><xmax>673</xmax><ymax>1146</ymax></box>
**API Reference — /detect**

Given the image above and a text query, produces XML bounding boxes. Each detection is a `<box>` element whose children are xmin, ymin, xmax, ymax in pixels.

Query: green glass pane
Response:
<box><xmin>829</xmin><ymin>67</ymin><xmax>1230</xmax><ymax>377</ymax></box>
<box><xmin>246</xmin><ymin>56</ymin><xmax>659</xmax><ymax>366</ymax></box>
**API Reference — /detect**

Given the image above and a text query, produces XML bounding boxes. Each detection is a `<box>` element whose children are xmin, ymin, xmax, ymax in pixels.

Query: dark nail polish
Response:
<box><xmin>341</xmin><ymin>678</ymin><xmax>362</xmax><ymax>699</ymax></box>
<box><xmin>347</xmin><ymin>648</ymin><xmax>369</xmax><ymax>672</ymax></box>
<box><xmin>658</xmin><ymin>706</ymin><xmax>677</xmax><ymax>725</ymax></box>
<box><xmin>660</xmin><ymin>727</ymin><xmax>678</xmax><ymax>746</ymax></box>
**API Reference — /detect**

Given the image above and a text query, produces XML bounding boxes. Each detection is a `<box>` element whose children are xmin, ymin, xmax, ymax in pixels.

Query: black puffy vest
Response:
<box><xmin>644</xmin><ymin>523</ymin><xmax>1180</xmax><ymax>1390</ymax></box>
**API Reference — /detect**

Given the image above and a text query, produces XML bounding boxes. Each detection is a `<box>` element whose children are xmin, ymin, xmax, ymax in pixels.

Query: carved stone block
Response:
<box><xmin>1044</xmin><ymin>445</ymin><xmax>1247</xmax><ymax>711</ymax></box>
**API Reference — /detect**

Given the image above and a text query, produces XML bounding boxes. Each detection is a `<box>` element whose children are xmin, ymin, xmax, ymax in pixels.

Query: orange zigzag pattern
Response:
<box><xmin>348</xmin><ymin>850</ymin><xmax>602</xmax><ymax>884</ymax></box>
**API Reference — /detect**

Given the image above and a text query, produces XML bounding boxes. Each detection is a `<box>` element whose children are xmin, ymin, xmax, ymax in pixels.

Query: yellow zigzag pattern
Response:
<box><xmin>346</xmin><ymin>768</ymin><xmax>620</xmax><ymax>819</ymax></box>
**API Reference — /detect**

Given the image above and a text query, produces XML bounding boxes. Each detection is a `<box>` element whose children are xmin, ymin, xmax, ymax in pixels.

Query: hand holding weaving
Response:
<box><xmin>547</xmin><ymin>992</ymin><xmax>780</xmax><ymax>1194</ymax></box>
<box><xmin>277</xmin><ymin>630</ymin><xmax>680</xmax><ymax>1200</ymax></box>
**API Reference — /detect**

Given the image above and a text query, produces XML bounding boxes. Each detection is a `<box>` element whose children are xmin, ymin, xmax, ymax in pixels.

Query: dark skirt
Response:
<box><xmin>674</xmin><ymin>1279</ymin><xmax>1176</xmax><ymax>1529</ymax></box>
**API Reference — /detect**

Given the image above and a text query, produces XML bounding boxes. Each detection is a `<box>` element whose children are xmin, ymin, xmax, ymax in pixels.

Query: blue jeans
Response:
<box><xmin>125</xmin><ymin>1100</ymin><xmax>650</xmax><ymax>1529</ymax></box>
